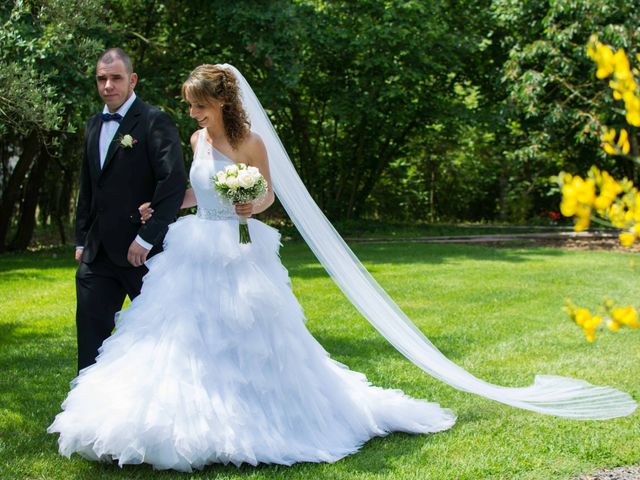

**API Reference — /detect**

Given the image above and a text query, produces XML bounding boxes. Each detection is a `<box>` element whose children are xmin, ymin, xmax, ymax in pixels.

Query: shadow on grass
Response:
<box><xmin>0</xmin><ymin>245</ymin><xmax>75</xmax><ymax>273</ymax></box>
<box><xmin>0</xmin><ymin>320</ymin><xmax>21</xmax><ymax>343</ymax></box>
<box><xmin>47</xmin><ymin>431</ymin><xmax>433</xmax><ymax>479</ymax></box>
<box><xmin>313</xmin><ymin>331</ymin><xmax>474</xmax><ymax>369</ymax></box>
<box><xmin>0</xmin><ymin>240</ymin><xmax>577</xmax><ymax>283</ymax></box>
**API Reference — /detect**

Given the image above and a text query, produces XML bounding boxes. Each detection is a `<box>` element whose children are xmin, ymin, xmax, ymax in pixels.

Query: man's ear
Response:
<box><xmin>130</xmin><ymin>72</ymin><xmax>138</xmax><ymax>90</ymax></box>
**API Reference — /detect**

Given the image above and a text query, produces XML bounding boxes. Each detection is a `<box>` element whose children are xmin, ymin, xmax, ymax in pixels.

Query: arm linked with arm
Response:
<box><xmin>136</xmin><ymin>111</ymin><xmax>187</xmax><ymax>246</ymax></box>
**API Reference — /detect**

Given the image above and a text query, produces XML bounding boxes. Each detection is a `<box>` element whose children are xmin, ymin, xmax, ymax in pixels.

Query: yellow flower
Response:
<box><xmin>592</xmin><ymin>41</ymin><xmax>640</xmax><ymax>127</ymax></box>
<box><xmin>582</xmin><ymin>314</ymin><xmax>601</xmax><ymax>342</ymax></box>
<box><xmin>602</xmin><ymin>128</ymin><xmax>616</xmax><ymax>144</ymax></box>
<box><xmin>587</xmin><ymin>39</ymin><xmax>615</xmax><ymax>79</ymax></box>
<box><xmin>601</xmin><ymin>170</ymin><xmax>623</xmax><ymax>192</ymax></box>
<box><xmin>558</xmin><ymin>173</ymin><xmax>598</xmax><ymax>231</ymax></box>
<box><xmin>576</xmin><ymin>178</ymin><xmax>596</xmax><ymax>204</ymax></box>
<box><xmin>574</xmin><ymin>216</ymin><xmax>590</xmax><ymax>232</ymax></box>
<box><xmin>574</xmin><ymin>307</ymin><xmax>592</xmax><ymax>327</ymax></box>
<box><xmin>602</xmin><ymin>128</ymin><xmax>619</xmax><ymax>155</ymax></box>
<box><xmin>606</xmin><ymin>319</ymin><xmax>621</xmax><ymax>331</ymax></box>
<box><xmin>626</xmin><ymin>109</ymin><xmax>640</xmax><ymax>127</ymax></box>
<box><xmin>624</xmin><ymin>94</ymin><xmax>640</xmax><ymax>127</ymax></box>
<box><xmin>619</xmin><ymin>232</ymin><xmax>636</xmax><ymax>247</ymax></box>
<box><xmin>622</xmin><ymin>89</ymin><xmax>638</xmax><ymax>104</ymax></box>
<box><xmin>593</xmin><ymin>172</ymin><xmax>622</xmax><ymax>212</ymax></box>
<box><xmin>603</xmin><ymin>144</ymin><xmax>618</xmax><ymax>155</ymax></box>
<box><xmin>612</xmin><ymin>49</ymin><xmax>632</xmax><ymax>81</ymax></box>
<box><xmin>565</xmin><ymin>300</ymin><xmax>622</xmax><ymax>342</ymax></box>
<box><xmin>611</xmin><ymin>306</ymin><xmax>639</xmax><ymax>328</ymax></box>
<box><xmin>560</xmin><ymin>198</ymin><xmax>577</xmax><ymax>217</ymax></box>
<box><xmin>608</xmin><ymin>203</ymin><xmax>627</xmax><ymax>228</ymax></box>
<box><xmin>601</xmin><ymin>128</ymin><xmax>632</xmax><ymax>155</ymax></box>
<box><xmin>617</xmin><ymin>129</ymin><xmax>630</xmax><ymax>154</ymax></box>
<box><xmin>586</xmin><ymin>315</ymin><xmax>602</xmax><ymax>329</ymax></box>
<box><xmin>593</xmin><ymin>196</ymin><xmax>610</xmax><ymax>211</ymax></box>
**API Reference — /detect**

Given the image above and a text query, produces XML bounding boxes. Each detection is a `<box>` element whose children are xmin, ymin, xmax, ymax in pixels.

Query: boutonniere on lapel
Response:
<box><xmin>117</xmin><ymin>134</ymin><xmax>137</xmax><ymax>149</ymax></box>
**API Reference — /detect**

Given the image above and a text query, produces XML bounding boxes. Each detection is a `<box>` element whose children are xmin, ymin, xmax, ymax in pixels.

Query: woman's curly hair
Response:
<box><xmin>182</xmin><ymin>64</ymin><xmax>250</xmax><ymax>149</ymax></box>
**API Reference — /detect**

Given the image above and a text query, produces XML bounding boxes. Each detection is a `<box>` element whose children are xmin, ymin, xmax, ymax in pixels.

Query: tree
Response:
<box><xmin>494</xmin><ymin>0</ymin><xmax>640</xmax><ymax>220</ymax></box>
<box><xmin>0</xmin><ymin>0</ymin><xmax>109</xmax><ymax>251</ymax></box>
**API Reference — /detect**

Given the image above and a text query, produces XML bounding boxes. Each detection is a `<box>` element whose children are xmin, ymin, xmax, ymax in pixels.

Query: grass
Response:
<box><xmin>0</xmin><ymin>241</ymin><xmax>638</xmax><ymax>480</ymax></box>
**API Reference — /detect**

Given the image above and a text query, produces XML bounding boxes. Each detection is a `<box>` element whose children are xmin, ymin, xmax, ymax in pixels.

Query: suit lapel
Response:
<box><xmin>100</xmin><ymin>98</ymin><xmax>143</xmax><ymax>176</ymax></box>
<box><xmin>87</xmin><ymin>116</ymin><xmax>102</xmax><ymax>176</ymax></box>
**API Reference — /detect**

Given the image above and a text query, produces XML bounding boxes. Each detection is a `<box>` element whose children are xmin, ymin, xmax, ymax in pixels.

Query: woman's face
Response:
<box><xmin>186</xmin><ymin>94</ymin><xmax>223</xmax><ymax>129</ymax></box>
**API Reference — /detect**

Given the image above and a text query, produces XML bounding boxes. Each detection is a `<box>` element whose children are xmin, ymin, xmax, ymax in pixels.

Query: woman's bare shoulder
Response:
<box><xmin>239</xmin><ymin>131</ymin><xmax>266</xmax><ymax>160</ymax></box>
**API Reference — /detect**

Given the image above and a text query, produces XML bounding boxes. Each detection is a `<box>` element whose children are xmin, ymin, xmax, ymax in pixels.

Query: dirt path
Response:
<box><xmin>346</xmin><ymin>231</ymin><xmax>640</xmax><ymax>252</ymax></box>
<box><xmin>570</xmin><ymin>465</ymin><xmax>640</xmax><ymax>480</ymax></box>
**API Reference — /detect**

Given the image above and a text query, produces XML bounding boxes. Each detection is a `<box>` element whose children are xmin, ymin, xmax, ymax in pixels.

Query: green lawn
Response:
<box><xmin>0</xmin><ymin>242</ymin><xmax>638</xmax><ymax>480</ymax></box>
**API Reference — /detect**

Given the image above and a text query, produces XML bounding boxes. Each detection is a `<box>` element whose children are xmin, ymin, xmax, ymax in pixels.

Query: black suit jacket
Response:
<box><xmin>75</xmin><ymin>97</ymin><xmax>187</xmax><ymax>267</ymax></box>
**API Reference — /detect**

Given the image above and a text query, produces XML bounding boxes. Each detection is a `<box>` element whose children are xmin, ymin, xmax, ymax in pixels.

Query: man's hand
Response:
<box><xmin>75</xmin><ymin>248</ymin><xmax>83</xmax><ymax>264</ymax></box>
<box><xmin>127</xmin><ymin>240</ymin><xmax>150</xmax><ymax>267</ymax></box>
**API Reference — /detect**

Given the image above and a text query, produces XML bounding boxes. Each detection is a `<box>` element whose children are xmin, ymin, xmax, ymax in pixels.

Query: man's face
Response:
<box><xmin>96</xmin><ymin>59</ymin><xmax>137</xmax><ymax>112</ymax></box>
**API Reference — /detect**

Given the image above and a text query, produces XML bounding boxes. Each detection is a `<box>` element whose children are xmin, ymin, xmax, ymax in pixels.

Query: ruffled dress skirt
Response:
<box><xmin>48</xmin><ymin>215</ymin><xmax>456</xmax><ymax>472</ymax></box>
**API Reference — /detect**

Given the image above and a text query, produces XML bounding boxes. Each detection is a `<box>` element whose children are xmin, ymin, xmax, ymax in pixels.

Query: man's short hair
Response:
<box><xmin>97</xmin><ymin>48</ymin><xmax>133</xmax><ymax>74</ymax></box>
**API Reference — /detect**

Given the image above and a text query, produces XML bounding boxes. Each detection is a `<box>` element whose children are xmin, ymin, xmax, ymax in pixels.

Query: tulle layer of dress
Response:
<box><xmin>48</xmin><ymin>215</ymin><xmax>455</xmax><ymax>472</ymax></box>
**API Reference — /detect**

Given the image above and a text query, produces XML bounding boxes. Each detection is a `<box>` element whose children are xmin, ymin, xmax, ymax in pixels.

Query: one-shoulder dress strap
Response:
<box><xmin>194</xmin><ymin>128</ymin><xmax>206</xmax><ymax>160</ymax></box>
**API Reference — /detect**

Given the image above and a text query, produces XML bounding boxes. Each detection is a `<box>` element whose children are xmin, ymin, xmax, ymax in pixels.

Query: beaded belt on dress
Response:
<box><xmin>196</xmin><ymin>207</ymin><xmax>236</xmax><ymax>221</ymax></box>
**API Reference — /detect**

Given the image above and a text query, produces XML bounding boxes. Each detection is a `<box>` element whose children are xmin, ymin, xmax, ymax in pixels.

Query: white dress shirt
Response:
<box><xmin>99</xmin><ymin>92</ymin><xmax>137</xmax><ymax>168</ymax></box>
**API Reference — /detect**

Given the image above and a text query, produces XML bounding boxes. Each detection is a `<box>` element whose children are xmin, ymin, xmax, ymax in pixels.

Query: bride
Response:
<box><xmin>48</xmin><ymin>64</ymin><xmax>636</xmax><ymax>472</ymax></box>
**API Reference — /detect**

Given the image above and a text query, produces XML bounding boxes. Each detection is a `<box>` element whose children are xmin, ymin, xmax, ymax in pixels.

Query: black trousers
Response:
<box><xmin>75</xmin><ymin>245</ymin><xmax>147</xmax><ymax>372</ymax></box>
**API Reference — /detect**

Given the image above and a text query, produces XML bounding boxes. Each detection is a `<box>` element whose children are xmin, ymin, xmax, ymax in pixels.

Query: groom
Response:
<box><xmin>74</xmin><ymin>48</ymin><xmax>186</xmax><ymax>372</ymax></box>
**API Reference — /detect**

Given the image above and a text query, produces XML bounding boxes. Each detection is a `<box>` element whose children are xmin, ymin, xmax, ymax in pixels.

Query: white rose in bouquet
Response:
<box><xmin>238</xmin><ymin>170</ymin><xmax>256</xmax><ymax>188</ymax></box>
<box><xmin>225</xmin><ymin>175</ymin><xmax>240</xmax><ymax>189</ymax></box>
<box><xmin>212</xmin><ymin>164</ymin><xmax>268</xmax><ymax>244</ymax></box>
<box><xmin>216</xmin><ymin>171</ymin><xmax>227</xmax><ymax>183</ymax></box>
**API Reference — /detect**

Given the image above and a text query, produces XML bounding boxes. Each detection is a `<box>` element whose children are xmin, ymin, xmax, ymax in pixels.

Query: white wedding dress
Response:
<box><xmin>48</xmin><ymin>129</ymin><xmax>456</xmax><ymax>472</ymax></box>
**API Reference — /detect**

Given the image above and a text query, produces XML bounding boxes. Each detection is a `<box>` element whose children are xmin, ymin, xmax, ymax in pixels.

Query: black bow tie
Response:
<box><xmin>101</xmin><ymin>112</ymin><xmax>123</xmax><ymax>123</ymax></box>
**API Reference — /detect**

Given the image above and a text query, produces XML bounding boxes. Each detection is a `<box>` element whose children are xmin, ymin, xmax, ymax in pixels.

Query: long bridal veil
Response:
<box><xmin>224</xmin><ymin>63</ymin><xmax>636</xmax><ymax>420</ymax></box>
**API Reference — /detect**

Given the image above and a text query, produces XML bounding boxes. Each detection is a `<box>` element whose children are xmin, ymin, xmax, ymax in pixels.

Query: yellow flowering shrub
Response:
<box><xmin>557</xmin><ymin>166</ymin><xmax>634</xmax><ymax>238</ymax></box>
<box><xmin>566</xmin><ymin>299</ymin><xmax>638</xmax><ymax>342</ymax></box>
<box><xmin>588</xmin><ymin>37</ymin><xmax>640</xmax><ymax>127</ymax></box>
<box><xmin>558</xmin><ymin>36</ymin><xmax>640</xmax><ymax>341</ymax></box>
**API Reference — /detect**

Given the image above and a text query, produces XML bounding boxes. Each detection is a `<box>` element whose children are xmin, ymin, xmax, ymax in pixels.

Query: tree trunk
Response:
<box><xmin>287</xmin><ymin>94</ymin><xmax>316</xmax><ymax>195</ymax></box>
<box><xmin>498</xmin><ymin>165</ymin><xmax>508</xmax><ymax>221</ymax></box>
<box><xmin>0</xmin><ymin>131</ymin><xmax>40</xmax><ymax>252</ymax></box>
<box><xmin>55</xmin><ymin>213</ymin><xmax>67</xmax><ymax>245</ymax></box>
<box><xmin>54</xmin><ymin>164</ymin><xmax>74</xmax><ymax>245</ymax></box>
<box><xmin>10</xmin><ymin>146</ymin><xmax>49</xmax><ymax>250</ymax></box>
<box><xmin>429</xmin><ymin>157</ymin><xmax>437</xmax><ymax>223</ymax></box>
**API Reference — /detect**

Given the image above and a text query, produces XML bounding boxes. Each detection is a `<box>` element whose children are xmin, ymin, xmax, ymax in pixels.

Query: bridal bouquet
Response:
<box><xmin>213</xmin><ymin>164</ymin><xmax>267</xmax><ymax>244</ymax></box>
